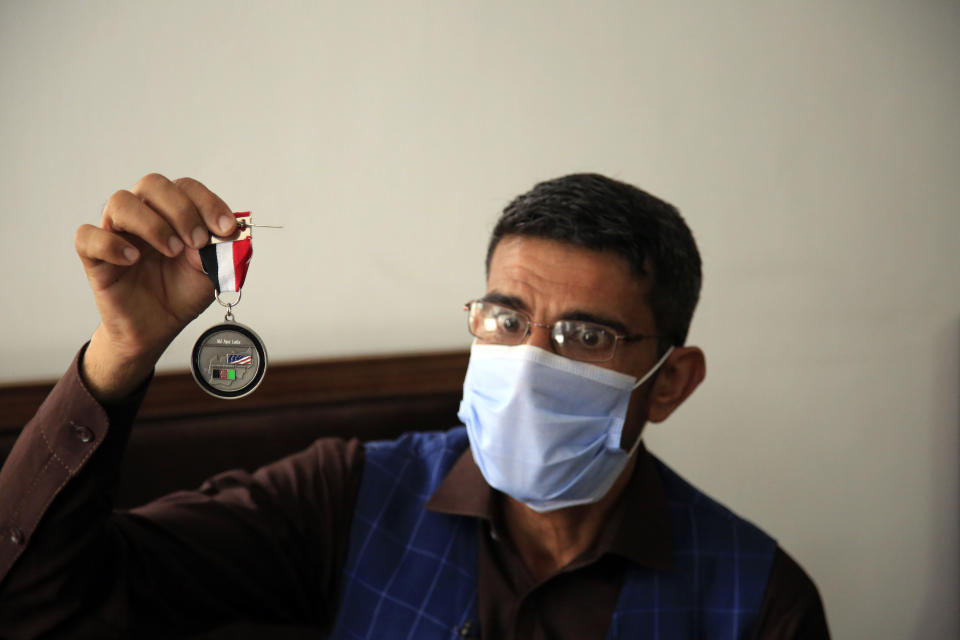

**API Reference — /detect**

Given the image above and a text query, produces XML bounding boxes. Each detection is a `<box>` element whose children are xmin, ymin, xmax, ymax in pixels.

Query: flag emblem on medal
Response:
<box><xmin>211</xmin><ymin>368</ymin><xmax>237</xmax><ymax>380</ymax></box>
<box><xmin>228</xmin><ymin>354</ymin><xmax>253</xmax><ymax>365</ymax></box>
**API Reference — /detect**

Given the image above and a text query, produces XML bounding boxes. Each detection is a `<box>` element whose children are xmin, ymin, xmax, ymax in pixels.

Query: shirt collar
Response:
<box><xmin>425</xmin><ymin>441</ymin><xmax>673</xmax><ymax>572</ymax></box>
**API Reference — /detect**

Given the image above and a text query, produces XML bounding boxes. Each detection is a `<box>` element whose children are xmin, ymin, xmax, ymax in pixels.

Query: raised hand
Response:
<box><xmin>75</xmin><ymin>173</ymin><xmax>236</xmax><ymax>401</ymax></box>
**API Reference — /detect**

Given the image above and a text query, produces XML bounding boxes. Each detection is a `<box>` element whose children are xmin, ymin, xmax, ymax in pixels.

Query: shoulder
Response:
<box><xmin>365</xmin><ymin>426</ymin><xmax>469</xmax><ymax>457</ymax></box>
<box><xmin>246</xmin><ymin>428</ymin><xmax>468</xmax><ymax>508</ymax></box>
<box><xmin>752</xmin><ymin>547</ymin><xmax>831</xmax><ymax>639</ymax></box>
<box><xmin>251</xmin><ymin>436</ymin><xmax>366</xmax><ymax>493</ymax></box>
<box><xmin>648</xmin><ymin>455</ymin><xmax>830</xmax><ymax>637</ymax></box>
<box><xmin>652</xmin><ymin>455</ymin><xmax>777</xmax><ymax>552</ymax></box>
<box><xmin>363</xmin><ymin>426</ymin><xmax>469</xmax><ymax>474</ymax></box>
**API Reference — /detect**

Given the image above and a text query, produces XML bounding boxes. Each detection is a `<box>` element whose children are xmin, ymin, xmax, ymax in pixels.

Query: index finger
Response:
<box><xmin>173</xmin><ymin>177</ymin><xmax>236</xmax><ymax>238</ymax></box>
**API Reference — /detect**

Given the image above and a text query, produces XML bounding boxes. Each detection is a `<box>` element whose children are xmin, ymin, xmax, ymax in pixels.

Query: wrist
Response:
<box><xmin>80</xmin><ymin>328</ymin><xmax>159</xmax><ymax>403</ymax></box>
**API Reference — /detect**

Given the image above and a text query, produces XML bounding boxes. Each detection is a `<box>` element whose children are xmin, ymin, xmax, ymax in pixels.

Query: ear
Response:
<box><xmin>646</xmin><ymin>346</ymin><xmax>706</xmax><ymax>423</ymax></box>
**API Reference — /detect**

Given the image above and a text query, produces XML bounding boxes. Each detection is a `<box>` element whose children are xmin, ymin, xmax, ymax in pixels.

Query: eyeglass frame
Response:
<box><xmin>463</xmin><ymin>299</ymin><xmax>664</xmax><ymax>362</ymax></box>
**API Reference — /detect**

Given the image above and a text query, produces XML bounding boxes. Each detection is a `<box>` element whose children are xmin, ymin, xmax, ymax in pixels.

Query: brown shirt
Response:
<box><xmin>0</xmin><ymin>349</ymin><xmax>829</xmax><ymax>638</ymax></box>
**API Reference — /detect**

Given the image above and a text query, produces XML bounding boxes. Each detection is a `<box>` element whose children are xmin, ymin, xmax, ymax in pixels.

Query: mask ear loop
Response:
<box><xmin>617</xmin><ymin>346</ymin><xmax>676</xmax><ymax>455</ymax></box>
<box><xmin>631</xmin><ymin>346</ymin><xmax>675</xmax><ymax>390</ymax></box>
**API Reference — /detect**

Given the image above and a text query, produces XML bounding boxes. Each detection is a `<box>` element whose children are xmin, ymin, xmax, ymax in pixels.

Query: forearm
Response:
<box><xmin>0</xmin><ymin>346</ymin><xmax>365</xmax><ymax>637</ymax></box>
<box><xmin>0</xmin><ymin>344</ymin><xmax>149</xmax><ymax>637</ymax></box>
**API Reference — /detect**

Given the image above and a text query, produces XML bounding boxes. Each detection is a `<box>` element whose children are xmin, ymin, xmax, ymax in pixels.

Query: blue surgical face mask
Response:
<box><xmin>457</xmin><ymin>342</ymin><xmax>674</xmax><ymax>513</ymax></box>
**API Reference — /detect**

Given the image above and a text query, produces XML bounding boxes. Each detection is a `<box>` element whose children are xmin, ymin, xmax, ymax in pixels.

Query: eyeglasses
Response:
<box><xmin>464</xmin><ymin>300</ymin><xmax>661</xmax><ymax>362</ymax></box>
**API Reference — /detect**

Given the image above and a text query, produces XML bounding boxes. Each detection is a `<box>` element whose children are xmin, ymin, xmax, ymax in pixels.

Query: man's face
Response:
<box><xmin>484</xmin><ymin>234</ymin><xmax>661</xmax><ymax>447</ymax></box>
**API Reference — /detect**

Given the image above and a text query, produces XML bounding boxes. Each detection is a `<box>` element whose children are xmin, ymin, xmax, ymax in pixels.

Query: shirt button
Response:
<box><xmin>8</xmin><ymin>527</ymin><xmax>25</xmax><ymax>546</ymax></box>
<box><xmin>72</xmin><ymin>423</ymin><xmax>94</xmax><ymax>443</ymax></box>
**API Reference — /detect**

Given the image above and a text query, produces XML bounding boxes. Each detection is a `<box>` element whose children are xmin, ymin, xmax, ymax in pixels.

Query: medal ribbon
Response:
<box><xmin>199</xmin><ymin>212</ymin><xmax>253</xmax><ymax>293</ymax></box>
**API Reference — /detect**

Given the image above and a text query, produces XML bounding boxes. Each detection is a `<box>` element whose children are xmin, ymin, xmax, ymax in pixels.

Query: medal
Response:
<box><xmin>191</xmin><ymin>212</ymin><xmax>278</xmax><ymax>399</ymax></box>
<box><xmin>191</xmin><ymin>320</ymin><xmax>267</xmax><ymax>399</ymax></box>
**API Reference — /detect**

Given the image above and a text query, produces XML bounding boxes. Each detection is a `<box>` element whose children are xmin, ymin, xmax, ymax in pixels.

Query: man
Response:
<box><xmin>0</xmin><ymin>173</ymin><xmax>829</xmax><ymax>638</ymax></box>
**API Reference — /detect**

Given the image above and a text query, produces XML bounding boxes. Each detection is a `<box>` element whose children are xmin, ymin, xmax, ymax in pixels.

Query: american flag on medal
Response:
<box><xmin>228</xmin><ymin>354</ymin><xmax>252</xmax><ymax>365</ymax></box>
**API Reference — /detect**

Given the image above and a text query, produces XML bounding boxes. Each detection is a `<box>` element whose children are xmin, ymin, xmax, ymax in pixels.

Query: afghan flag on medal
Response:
<box><xmin>199</xmin><ymin>212</ymin><xmax>253</xmax><ymax>293</ymax></box>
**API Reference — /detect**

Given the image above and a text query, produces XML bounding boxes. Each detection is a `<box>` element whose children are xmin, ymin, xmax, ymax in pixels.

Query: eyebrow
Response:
<box><xmin>480</xmin><ymin>291</ymin><xmax>529</xmax><ymax>311</ymax></box>
<box><xmin>559</xmin><ymin>311</ymin><xmax>630</xmax><ymax>335</ymax></box>
<box><xmin>480</xmin><ymin>291</ymin><xmax>631</xmax><ymax>334</ymax></box>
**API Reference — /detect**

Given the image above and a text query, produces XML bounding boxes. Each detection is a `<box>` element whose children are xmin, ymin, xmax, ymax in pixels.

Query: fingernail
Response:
<box><xmin>191</xmin><ymin>226</ymin><xmax>208</xmax><ymax>248</ymax></box>
<box><xmin>168</xmin><ymin>236</ymin><xmax>184</xmax><ymax>255</ymax></box>
<box><xmin>218</xmin><ymin>215</ymin><xmax>233</xmax><ymax>234</ymax></box>
<box><xmin>123</xmin><ymin>247</ymin><xmax>139</xmax><ymax>263</ymax></box>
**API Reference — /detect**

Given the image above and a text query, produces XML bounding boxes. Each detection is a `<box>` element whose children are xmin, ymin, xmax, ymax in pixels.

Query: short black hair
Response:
<box><xmin>486</xmin><ymin>173</ymin><xmax>702</xmax><ymax>351</ymax></box>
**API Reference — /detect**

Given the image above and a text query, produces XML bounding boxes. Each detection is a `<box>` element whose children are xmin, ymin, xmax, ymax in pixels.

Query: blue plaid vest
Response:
<box><xmin>329</xmin><ymin>428</ymin><xmax>776</xmax><ymax>639</ymax></box>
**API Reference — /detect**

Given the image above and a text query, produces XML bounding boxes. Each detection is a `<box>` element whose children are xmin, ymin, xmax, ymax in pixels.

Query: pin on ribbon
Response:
<box><xmin>190</xmin><ymin>212</ymin><xmax>282</xmax><ymax>399</ymax></box>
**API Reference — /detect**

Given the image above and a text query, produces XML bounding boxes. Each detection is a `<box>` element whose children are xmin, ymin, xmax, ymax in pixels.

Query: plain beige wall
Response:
<box><xmin>1</xmin><ymin>1</ymin><xmax>957</xmax><ymax>637</ymax></box>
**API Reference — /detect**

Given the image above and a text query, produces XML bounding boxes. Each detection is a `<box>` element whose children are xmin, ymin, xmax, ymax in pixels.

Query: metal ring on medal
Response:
<box><xmin>191</xmin><ymin>322</ymin><xmax>267</xmax><ymax>399</ymax></box>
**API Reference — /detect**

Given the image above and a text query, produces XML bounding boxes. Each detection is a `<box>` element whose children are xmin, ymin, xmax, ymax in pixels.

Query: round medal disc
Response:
<box><xmin>191</xmin><ymin>322</ymin><xmax>268</xmax><ymax>399</ymax></box>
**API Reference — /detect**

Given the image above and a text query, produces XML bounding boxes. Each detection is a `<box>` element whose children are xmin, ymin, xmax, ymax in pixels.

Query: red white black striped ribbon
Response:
<box><xmin>199</xmin><ymin>212</ymin><xmax>253</xmax><ymax>293</ymax></box>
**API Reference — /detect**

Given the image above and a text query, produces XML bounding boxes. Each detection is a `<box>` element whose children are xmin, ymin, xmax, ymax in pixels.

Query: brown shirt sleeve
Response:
<box><xmin>0</xmin><ymin>347</ymin><xmax>365</xmax><ymax>638</ymax></box>
<box><xmin>752</xmin><ymin>547</ymin><xmax>831</xmax><ymax>639</ymax></box>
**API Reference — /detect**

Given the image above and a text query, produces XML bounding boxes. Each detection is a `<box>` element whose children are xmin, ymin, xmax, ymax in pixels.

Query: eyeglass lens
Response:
<box><xmin>466</xmin><ymin>301</ymin><xmax>620</xmax><ymax>362</ymax></box>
